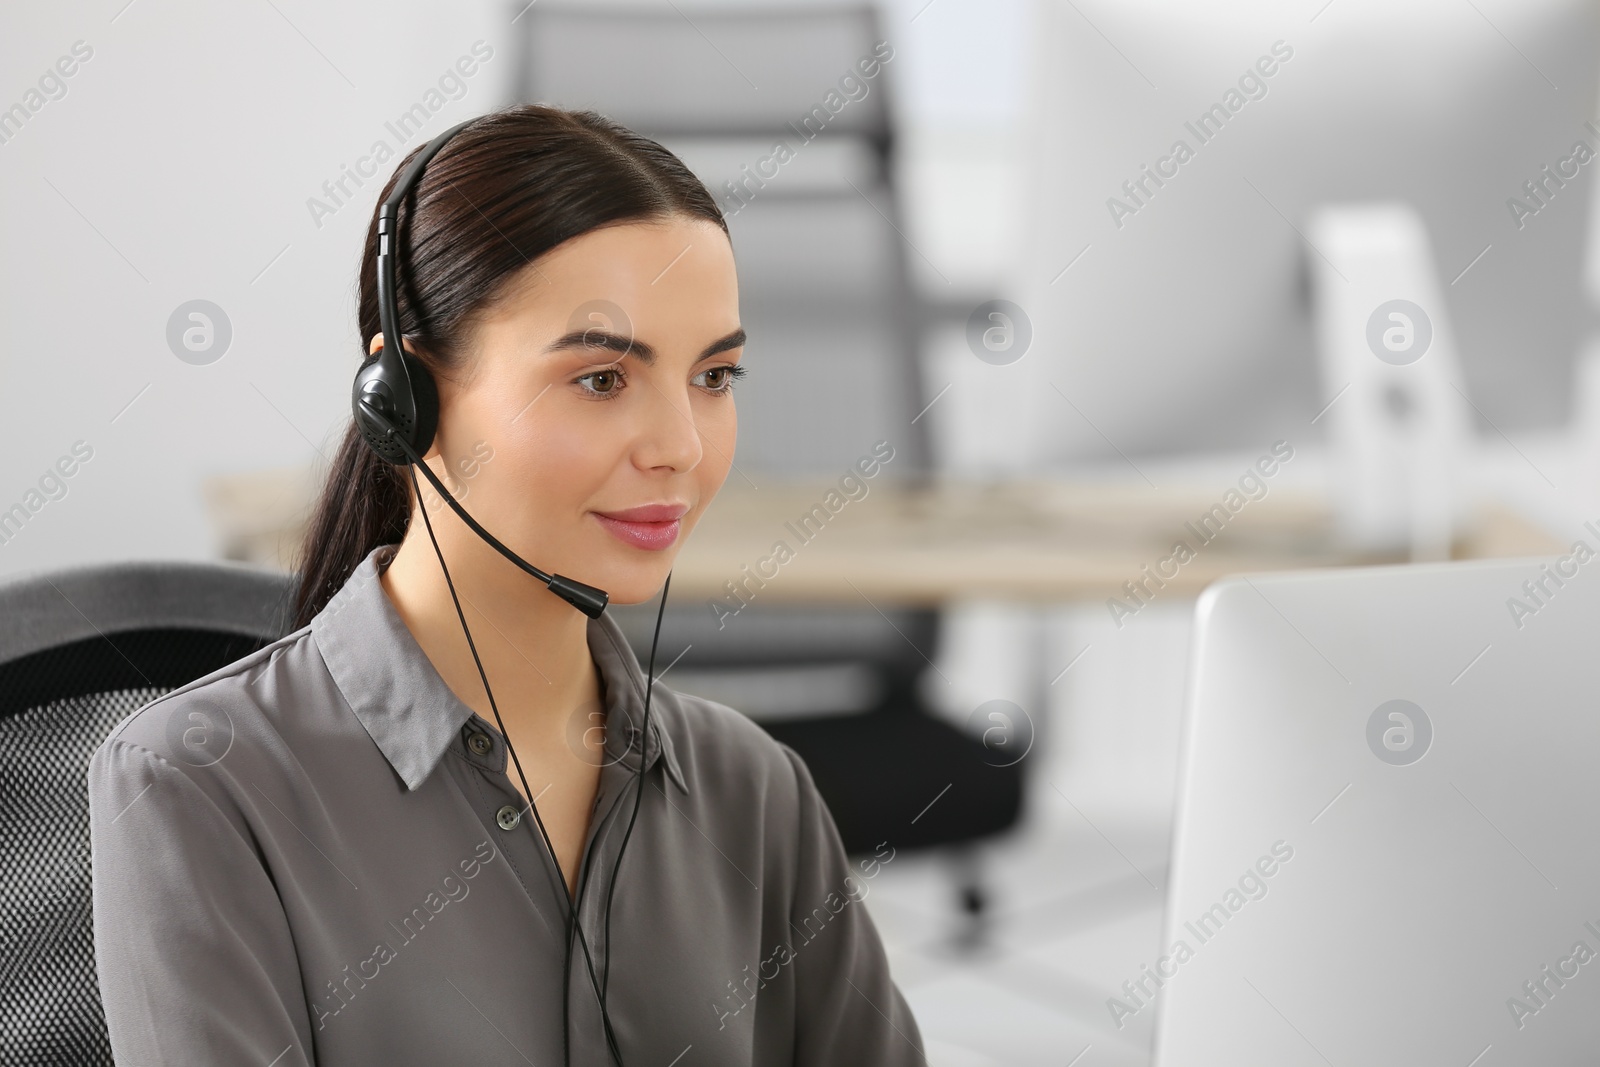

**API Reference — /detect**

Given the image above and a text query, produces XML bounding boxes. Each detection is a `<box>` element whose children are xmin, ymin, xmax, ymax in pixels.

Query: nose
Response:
<box><xmin>634</xmin><ymin>375</ymin><xmax>705</xmax><ymax>473</ymax></box>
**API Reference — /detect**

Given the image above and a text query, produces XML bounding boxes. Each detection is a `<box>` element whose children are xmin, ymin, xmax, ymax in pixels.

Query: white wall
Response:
<box><xmin>1</xmin><ymin>0</ymin><xmax>513</xmax><ymax>574</ymax></box>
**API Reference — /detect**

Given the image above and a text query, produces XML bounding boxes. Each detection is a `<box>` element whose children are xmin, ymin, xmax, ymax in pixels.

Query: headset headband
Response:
<box><xmin>353</xmin><ymin>117</ymin><xmax>476</xmax><ymax>466</ymax></box>
<box><xmin>374</xmin><ymin>117</ymin><xmax>477</xmax><ymax>401</ymax></box>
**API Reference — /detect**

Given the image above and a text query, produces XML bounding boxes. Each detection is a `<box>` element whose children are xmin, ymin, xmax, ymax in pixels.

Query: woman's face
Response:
<box><xmin>374</xmin><ymin>215</ymin><xmax>742</xmax><ymax>606</ymax></box>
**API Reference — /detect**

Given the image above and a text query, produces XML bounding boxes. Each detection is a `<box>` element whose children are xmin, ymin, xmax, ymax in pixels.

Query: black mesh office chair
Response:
<box><xmin>0</xmin><ymin>561</ymin><xmax>293</xmax><ymax>1065</ymax></box>
<box><xmin>515</xmin><ymin>3</ymin><xmax>1025</xmax><ymax>919</ymax></box>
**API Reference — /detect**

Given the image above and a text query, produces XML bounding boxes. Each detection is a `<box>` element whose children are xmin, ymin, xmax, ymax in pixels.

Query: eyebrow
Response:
<box><xmin>544</xmin><ymin>326</ymin><xmax>746</xmax><ymax>366</ymax></box>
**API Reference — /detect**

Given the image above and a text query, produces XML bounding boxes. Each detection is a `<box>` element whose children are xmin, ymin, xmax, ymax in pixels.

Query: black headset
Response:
<box><xmin>350</xmin><ymin>114</ymin><xmax>670</xmax><ymax>1067</ymax></box>
<box><xmin>352</xmin><ymin>116</ymin><xmax>610</xmax><ymax>620</ymax></box>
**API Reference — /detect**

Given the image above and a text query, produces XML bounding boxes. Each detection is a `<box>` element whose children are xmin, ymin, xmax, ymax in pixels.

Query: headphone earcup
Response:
<box><xmin>352</xmin><ymin>347</ymin><xmax>440</xmax><ymax>464</ymax></box>
<box><xmin>402</xmin><ymin>350</ymin><xmax>440</xmax><ymax>458</ymax></box>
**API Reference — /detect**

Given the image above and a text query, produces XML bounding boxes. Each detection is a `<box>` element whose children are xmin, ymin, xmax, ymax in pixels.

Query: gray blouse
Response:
<box><xmin>87</xmin><ymin>542</ymin><xmax>926</xmax><ymax>1066</ymax></box>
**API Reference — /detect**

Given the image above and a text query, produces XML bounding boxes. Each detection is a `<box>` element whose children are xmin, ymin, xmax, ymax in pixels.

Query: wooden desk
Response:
<box><xmin>205</xmin><ymin>470</ymin><xmax>1566</xmax><ymax>606</ymax></box>
<box><xmin>665</xmin><ymin>480</ymin><xmax>1565</xmax><ymax>606</ymax></box>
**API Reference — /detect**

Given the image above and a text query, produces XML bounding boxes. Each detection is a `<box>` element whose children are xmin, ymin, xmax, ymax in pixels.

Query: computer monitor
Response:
<box><xmin>1151</xmin><ymin>554</ymin><xmax>1600</xmax><ymax>1062</ymax></box>
<box><xmin>1005</xmin><ymin>0</ymin><xmax>1600</xmax><ymax>464</ymax></box>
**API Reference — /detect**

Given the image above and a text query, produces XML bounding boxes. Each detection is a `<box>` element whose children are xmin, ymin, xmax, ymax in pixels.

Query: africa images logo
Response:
<box><xmin>1105</xmin><ymin>441</ymin><xmax>1294</xmax><ymax>627</ymax></box>
<box><xmin>1104</xmin><ymin>39</ymin><xmax>1294</xmax><ymax>230</ymax></box>
<box><xmin>1366</xmin><ymin>699</ymin><xmax>1432</xmax><ymax>766</ymax></box>
<box><xmin>1106</xmin><ymin>840</ymin><xmax>1295</xmax><ymax>1029</ymax></box>
<box><xmin>305</xmin><ymin>40</ymin><xmax>495</xmax><ymax>230</ymax></box>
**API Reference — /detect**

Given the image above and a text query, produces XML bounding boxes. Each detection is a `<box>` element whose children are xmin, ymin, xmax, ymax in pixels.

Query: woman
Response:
<box><xmin>88</xmin><ymin>104</ymin><xmax>926</xmax><ymax>1067</ymax></box>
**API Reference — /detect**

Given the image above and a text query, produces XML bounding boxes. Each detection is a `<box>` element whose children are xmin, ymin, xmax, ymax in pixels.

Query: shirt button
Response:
<box><xmin>496</xmin><ymin>804</ymin><xmax>521</xmax><ymax>831</ymax></box>
<box><xmin>467</xmin><ymin>731</ymin><xmax>494</xmax><ymax>756</ymax></box>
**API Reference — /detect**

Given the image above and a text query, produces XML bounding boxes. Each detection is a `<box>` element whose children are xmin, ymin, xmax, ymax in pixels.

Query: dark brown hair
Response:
<box><xmin>289</xmin><ymin>104</ymin><xmax>729</xmax><ymax>630</ymax></box>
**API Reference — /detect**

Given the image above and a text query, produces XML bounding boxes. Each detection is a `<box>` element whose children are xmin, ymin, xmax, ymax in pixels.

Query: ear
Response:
<box><xmin>359</xmin><ymin>332</ymin><xmax>443</xmax><ymax>464</ymax></box>
<box><xmin>367</xmin><ymin>331</ymin><xmax>427</xmax><ymax>368</ymax></box>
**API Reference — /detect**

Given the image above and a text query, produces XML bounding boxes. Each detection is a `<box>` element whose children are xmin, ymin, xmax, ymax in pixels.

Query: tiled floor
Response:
<box><xmin>865</xmin><ymin>797</ymin><xmax>1175</xmax><ymax>1065</ymax></box>
<box><xmin>859</xmin><ymin>600</ymin><xmax>1198</xmax><ymax>1066</ymax></box>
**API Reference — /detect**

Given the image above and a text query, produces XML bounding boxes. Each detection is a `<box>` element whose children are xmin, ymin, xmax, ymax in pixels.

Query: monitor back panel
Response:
<box><xmin>1151</xmin><ymin>553</ymin><xmax>1600</xmax><ymax>1065</ymax></box>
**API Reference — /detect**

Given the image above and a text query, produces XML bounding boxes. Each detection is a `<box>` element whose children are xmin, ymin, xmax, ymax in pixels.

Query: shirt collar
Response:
<box><xmin>311</xmin><ymin>542</ymin><xmax>688</xmax><ymax>796</ymax></box>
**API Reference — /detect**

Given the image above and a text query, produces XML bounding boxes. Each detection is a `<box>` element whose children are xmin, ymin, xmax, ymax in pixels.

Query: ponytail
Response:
<box><xmin>289</xmin><ymin>424</ymin><xmax>410</xmax><ymax>630</ymax></box>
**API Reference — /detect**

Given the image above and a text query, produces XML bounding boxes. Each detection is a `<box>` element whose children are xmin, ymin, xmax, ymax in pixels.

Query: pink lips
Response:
<box><xmin>591</xmin><ymin>502</ymin><xmax>689</xmax><ymax>551</ymax></box>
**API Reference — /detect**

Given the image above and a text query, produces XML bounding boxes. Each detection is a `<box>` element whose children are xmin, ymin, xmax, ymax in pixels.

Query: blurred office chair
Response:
<box><xmin>0</xmin><ymin>561</ymin><xmax>292</xmax><ymax>1065</ymax></box>
<box><xmin>515</xmin><ymin>3</ymin><xmax>1025</xmax><ymax>924</ymax></box>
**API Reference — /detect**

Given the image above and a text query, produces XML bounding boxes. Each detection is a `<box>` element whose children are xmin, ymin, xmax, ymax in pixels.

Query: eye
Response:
<box><xmin>574</xmin><ymin>364</ymin><xmax>626</xmax><ymax>401</ymax></box>
<box><xmin>696</xmin><ymin>363</ymin><xmax>748</xmax><ymax>395</ymax></box>
<box><xmin>573</xmin><ymin>361</ymin><xmax>747</xmax><ymax>401</ymax></box>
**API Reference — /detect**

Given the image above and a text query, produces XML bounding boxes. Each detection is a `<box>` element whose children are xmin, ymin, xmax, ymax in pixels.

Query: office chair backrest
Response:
<box><xmin>0</xmin><ymin>560</ymin><xmax>292</xmax><ymax>1065</ymax></box>
<box><xmin>515</xmin><ymin>4</ymin><xmax>890</xmax><ymax>142</ymax></box>
<box><xmin>516</xmin><ymin>2</ymin><xmax>932</xmax><ymax>481</ymax></box>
